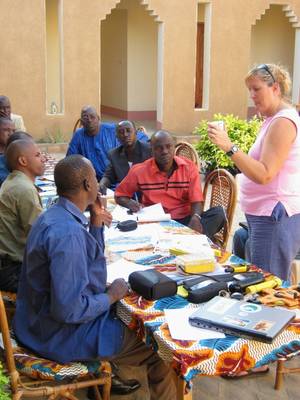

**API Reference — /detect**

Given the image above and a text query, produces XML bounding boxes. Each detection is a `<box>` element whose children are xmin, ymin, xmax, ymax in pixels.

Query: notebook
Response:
<box><xmin>189</xmin><ymin>296</ymin><xmax>295</xmax><ymax>343</ymax></box>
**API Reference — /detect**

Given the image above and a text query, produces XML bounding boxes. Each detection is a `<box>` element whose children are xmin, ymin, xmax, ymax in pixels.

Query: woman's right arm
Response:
<box><xmin>208</xmin><ymin>117</ymin><xmax>297</xmax><ymax>184</ymax></box>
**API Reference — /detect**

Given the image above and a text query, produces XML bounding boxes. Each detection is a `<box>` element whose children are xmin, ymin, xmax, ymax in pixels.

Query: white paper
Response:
<box><xmin>157</xmin><ymin>233</ymin><xmax>213</xmax><ymax>257</ymax></box>
<box><xmin>205</xmin><ymin>263</ymin><xmax>227</xmax><ymax>275</ymax></box>
<box><xmin>105</xmin><ymin>223</ymin><xmax>161</xmax><ymax>252</ymax></box>
<box><xmin>135</xmin><ymin>203</ymin><xmax>171</xmax><ymax>222</ymax></box>
<box><xmin>112</xmin><ymin>203</ymin><xmax>171</xmax><ymax>223</ymax></box>
<box><xmin>106</xmin><ymin>258</ymin><xmax>151</xmax><ymax>283</ymax></box>
<box><xmin>112</xmin><ymin>205</ymin><xmax>136</xmax><ymax>222</ymax></box>
<box><xmin>102</xmin><ymin>188</ymin><xmax>115</xmax><ymax>199</ymax></box>
<box><xmin>164</xmin><ymin>308</ymin><xmax>225</xmax><ymax>341</ymax></box>
<box><xmin>39</xmin><ymin>185</ymin><xmax>57</xmax><ymax>193</ymax></box>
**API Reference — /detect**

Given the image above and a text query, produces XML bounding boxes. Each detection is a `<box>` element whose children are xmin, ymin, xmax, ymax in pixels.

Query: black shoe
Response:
<box><xmin>87</xmin><ymin>374</ymin><xmax>141</xmax><ymax>398</ymax></box>
<box><xmin>110</xmin><ymin>374</ymin><xmax>141</xmax><ymax>395</ymax></box>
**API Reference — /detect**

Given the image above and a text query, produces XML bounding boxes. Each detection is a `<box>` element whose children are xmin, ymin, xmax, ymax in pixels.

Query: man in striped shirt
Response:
<box><xmin>115</xmin><ymin>131</ymin><xmax>225</xmax><ymax>239</ymax></box>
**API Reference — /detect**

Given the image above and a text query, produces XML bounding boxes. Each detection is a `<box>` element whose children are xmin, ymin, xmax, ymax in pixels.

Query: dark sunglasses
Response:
<box><xmin>256</xmin><ymin>64</ymin><xmax>276</xmax><ymax>83</ymax></box>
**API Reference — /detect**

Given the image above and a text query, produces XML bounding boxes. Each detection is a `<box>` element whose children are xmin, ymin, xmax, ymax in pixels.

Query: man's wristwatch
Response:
<box><xmin>193</xmin><ymin>213</ymin><xmax>202</xmax><ymax>221</ymax></box>
<box><xmin>226</xmin><ymin>144</ymin><xmax>239</xmax><ymax>157</ymax></box>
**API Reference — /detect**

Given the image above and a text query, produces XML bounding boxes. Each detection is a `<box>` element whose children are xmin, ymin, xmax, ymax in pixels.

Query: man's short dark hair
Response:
<box><xmin>0</xmin><ymin>95</ymin><xmax>10</xmax><ymax>105</ymax></box>
<box><xmin>55</xmin><ymin>155</ymin><xmax>93</xmax><ymax>196</ymax></box>
<box><xmin>6</xmin><ymin>131</ymin><xmax>32</xmax><ymax>148</ymax></box>
<box><xmin>117</xmin><ymin>120</ymin><xmax>136</xmax><ymax>131</ymax></box>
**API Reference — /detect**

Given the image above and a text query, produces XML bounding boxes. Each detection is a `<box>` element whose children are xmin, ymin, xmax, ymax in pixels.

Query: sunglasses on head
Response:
<box><xmin>256</xmin><ymin>64</ymin><xmax>276</xmax><ymax>83</ymax></box>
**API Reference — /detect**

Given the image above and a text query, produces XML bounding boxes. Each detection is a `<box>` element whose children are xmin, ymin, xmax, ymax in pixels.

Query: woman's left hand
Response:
<box><xmin>207</xmin><ymin>122</ymin><xmax>233</xmax><ymax>152</ymax></box>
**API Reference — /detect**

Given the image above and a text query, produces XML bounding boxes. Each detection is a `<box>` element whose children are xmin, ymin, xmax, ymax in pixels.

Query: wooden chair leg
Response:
<box><xmin>275</xmin><ymin>360</ymin><xmax>284</xmax><ymax>390</ymax></box>
<box><xmin>101</xmin><ymin>381</ymin><xmax>111</xmax><ymax>400</ymax></box>
<box><xmin>176</xmin><ymin>376</ymin><xmax>192</xmax><ymax>400</ymax></box>
<box><xmin>92</xmin><ymin>385</ymin><xmax>102</xmax><ymax>400</ymax></box>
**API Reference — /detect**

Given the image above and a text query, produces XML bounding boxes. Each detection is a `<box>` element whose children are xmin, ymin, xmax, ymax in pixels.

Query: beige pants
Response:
<box><xmin>110</xmin><ymin>327</ymin><xmax>176</xmax><ymax>400</ymax></box>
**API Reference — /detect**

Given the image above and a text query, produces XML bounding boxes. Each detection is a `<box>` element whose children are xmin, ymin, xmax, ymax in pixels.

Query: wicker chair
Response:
<box><xmin>73</xmin><ymin>118</ymin><xmax>82</xmax><ymax>133</ymax></box>
<box><xmin>274</xmin><ymin>354</ymin><xmax>300</xmax><ymax>390</ymax></box>
<box><xmin>0</xmin><ymin>291</ymin><xmax>111</xmax><ymax>400</ymax></box>
<box><xmin>174</xmin><ymin>142</ymin><xmax>200</xmax><ymax>168</ymax></box>
<box><xmin>203</xmin><ymin>168</ymin><xmax>237</xmax><ymax>249</ymax></box>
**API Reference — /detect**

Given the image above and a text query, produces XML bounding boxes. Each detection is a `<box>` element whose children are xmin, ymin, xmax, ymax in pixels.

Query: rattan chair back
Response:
<box><xmin>203</xmin><ymin>168</ymin><xmax>237</xmax><ymax>249</ymax></box>
<box><xmin>72</xmin><ymin>118</ymin><xmax>82</xmax><ymax>134</ymax></box>
<box><xmin>174</xmin><ymin>142</ymin><xmax>200</xmax><ymax>168</ymax></box>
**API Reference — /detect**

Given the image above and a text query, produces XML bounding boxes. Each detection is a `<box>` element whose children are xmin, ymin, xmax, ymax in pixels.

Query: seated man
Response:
<box><xmin>0</xmin><ymin>139</ymin><xmax>45</xmax><ymax>292</ymax></box>
<box><xmin>99</xmin><ymin>120</ymin><xmax>152</xmax><ymax>194</ymax></box>
<box><xmin>115</xmin><ymin>130</ymin><xmax>225</xmax><ymax>239</ymax></box>
<box><xmin>14</xmin><ymin>155</ymin><xmax>176</xmax><ymax>399</ymax></box>
<box><xmin>0</xmin><ymin>117</ymin><xmax>15</xmax><ymax>154</ymax></box>
<box><xmin>67</xmin><ymin>106</ymin><xmax>148</xmax><ymax>181</ymax></box>
<box><xmin>0</xmin><ymin>131</ymin><xmax>32</xmax><ymax>187</ymax></box>
<box><xmin>0</xmin><ymin>95</ymin><xmax>26</xmax><ymax>131</ymax></box>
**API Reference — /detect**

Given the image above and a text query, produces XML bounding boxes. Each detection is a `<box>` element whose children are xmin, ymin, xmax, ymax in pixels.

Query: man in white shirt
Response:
<box><xmin>0</xmin><ymin>95</ymin><xmax>26</xmax><ymax>131</ymax></box>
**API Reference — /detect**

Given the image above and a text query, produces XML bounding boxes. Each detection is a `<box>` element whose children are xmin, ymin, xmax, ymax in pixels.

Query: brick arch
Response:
<box><xmin>100</xmin><ymin>0</ymin><xmax>162</xmax><ymax>23</ymax></box>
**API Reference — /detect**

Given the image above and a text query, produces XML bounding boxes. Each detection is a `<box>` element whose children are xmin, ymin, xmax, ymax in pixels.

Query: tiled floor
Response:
<box><xmin>75</xmin><ymin>357</ymin><xmax>300</xmax><ymax>399</ymax></box>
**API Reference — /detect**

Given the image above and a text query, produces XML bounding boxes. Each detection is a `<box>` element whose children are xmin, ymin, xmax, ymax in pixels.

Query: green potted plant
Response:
<box><xmin>0</xmin><ymin>362</ymin><xmax>10</xmax><ymax>400</ymax></box>
<box><xmin>194</xmin><ymin>113</ymin><xmax>262</xmax><ymax>175</ymax></box>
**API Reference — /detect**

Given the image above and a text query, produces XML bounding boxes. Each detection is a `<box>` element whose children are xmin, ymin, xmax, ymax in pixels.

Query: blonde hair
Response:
<box><xmin>245</xmin><ymin>63</ymin><xmax>292</xmax><ymax>101</ymax></box>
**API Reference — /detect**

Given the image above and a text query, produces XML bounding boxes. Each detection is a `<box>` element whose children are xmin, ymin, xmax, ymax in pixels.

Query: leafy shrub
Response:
<box><xmin>194</xmin><ymin>113</ymin><xmax>262</xmax><ymax>170</ymax></box>
<box><xmin>0</xmin><ymin>362</ymin><xmax>10</xmax><ymax>400</ymax></box>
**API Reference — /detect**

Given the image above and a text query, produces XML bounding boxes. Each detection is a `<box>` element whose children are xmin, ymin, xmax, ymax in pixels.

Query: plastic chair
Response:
<box><xmin>203</xmin><ymin>168</ymin><xmax>237</xmax><ymax>249</ymax></box>
<box><xmin>174</xmin><ymin>142</ymin><xmax>200</xmax><ymax>169</ymax></box>
<box><xmin>0</xmin><ymin>291</ymin><xmax>111</xmax><ymax>400</ymax></box>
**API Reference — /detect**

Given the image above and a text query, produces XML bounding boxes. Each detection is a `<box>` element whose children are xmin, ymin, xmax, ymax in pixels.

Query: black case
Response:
<box><xmin>129</xmin><ymin>269</ymin><xmax>177</xmax><ymax>300</ymax></box>
<box><xmin>116</xmin><ymin>220</ymin><xmax>138</xmax><ymax>232</ymax></box>
<box><xmin>183</xmin><ymin>272</ymin><xmax>264</xmax><ymax>304</ymax></box>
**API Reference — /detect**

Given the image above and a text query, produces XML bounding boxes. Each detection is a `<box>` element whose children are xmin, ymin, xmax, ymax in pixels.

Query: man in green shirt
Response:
<box><xmin>0</xmin><ymin>139</ymin><xmax>45</xmax><ymax>292</ymax></box>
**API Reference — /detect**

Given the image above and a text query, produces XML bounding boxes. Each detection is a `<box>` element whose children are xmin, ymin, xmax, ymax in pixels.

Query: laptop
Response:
<box><xmin>189</xmin><ymin>296</ymin><xmax>296</xmax><ymax>343</ymax></box>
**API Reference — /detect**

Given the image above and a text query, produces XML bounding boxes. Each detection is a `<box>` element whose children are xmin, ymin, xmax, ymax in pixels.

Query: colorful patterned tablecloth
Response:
<box><xmin>114</xmin><ymin>221</ymin><xmax>300</xmax><ymax>384</ymax></box>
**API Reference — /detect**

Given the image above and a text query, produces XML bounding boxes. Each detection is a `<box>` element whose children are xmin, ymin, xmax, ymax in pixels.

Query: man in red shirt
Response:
<box><xmin>115</xmin><ymin>131</ymin><xmax>225</xmax><ymax>238</ymax></box>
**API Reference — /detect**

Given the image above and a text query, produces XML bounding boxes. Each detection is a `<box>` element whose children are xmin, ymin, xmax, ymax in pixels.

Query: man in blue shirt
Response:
<box><xmin>14</xmin><ymin>155</ymin><xmax>176</xmax><ymax>399</ymax></box>
<box><xmin>66</xmin><ymin>106</ymin><xmax>148</xmax><ymax>181</ymax></box>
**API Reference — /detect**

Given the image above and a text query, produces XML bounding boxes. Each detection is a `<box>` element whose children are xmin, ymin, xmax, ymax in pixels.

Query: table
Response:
<box><xmin>107</xmin><ymin>221</ymin><xmax>300</xmax><ymax>400</ymax></box>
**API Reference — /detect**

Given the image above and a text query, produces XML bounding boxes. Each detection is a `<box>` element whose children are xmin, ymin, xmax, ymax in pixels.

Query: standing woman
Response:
<box><xmin>208</xmin><ymin>64</ymin><xmax>300</xmax><ymax>281</ymax></box>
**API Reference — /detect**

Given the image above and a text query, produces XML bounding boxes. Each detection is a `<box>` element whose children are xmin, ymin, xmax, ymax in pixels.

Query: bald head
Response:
<box><xmin>55</xmin><ymin>155</ymin><xmax>95</xmax><ymax>196</ymax></box>
<box><xmin>5</xmin><ymin>140</ymin><xmax>45</xmax><ymax>179</ymax></box>
<box><xmin>150</xmin><ymin>130</ymin><xmax>175</xmax><ymax>171</ymax></box>
<box><xmin>6</xmin><ymin>131</ymin><xmax>32</xmax><ymax>149</ymax></box>
<box><xmin>0</xmin><ymin>96</ymin><xmax>11</xmax><ymax>118</ymax></box>
<box><xmin>117</xmin><ymin>120</ymin><xmax>137</xmax><ymax>148</ymax></box>
<box><xmin>150</xmin><ymin>130</ymin><xmax>174</xmax><ymax>145</ymax></box>
<box><xmin>80</xmin><ymin>105</ymin><xmax>100</xmax><ymax>136</ymax></box>
<box><xmin>6</xmin><ymin>140</ymin><xmax>33</xmax><ymax>171</ymax></box>
<box><xmin>81</xmin><ymin>105</ymin><xmax>97</xmax><ymax>116</ymax></box>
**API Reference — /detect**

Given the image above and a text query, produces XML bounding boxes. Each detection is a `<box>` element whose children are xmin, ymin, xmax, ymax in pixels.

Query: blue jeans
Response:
<box><xmin>246</xmin><ymin>202</ymin><xmax>300</xmax><ymax>281</ymax></box>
